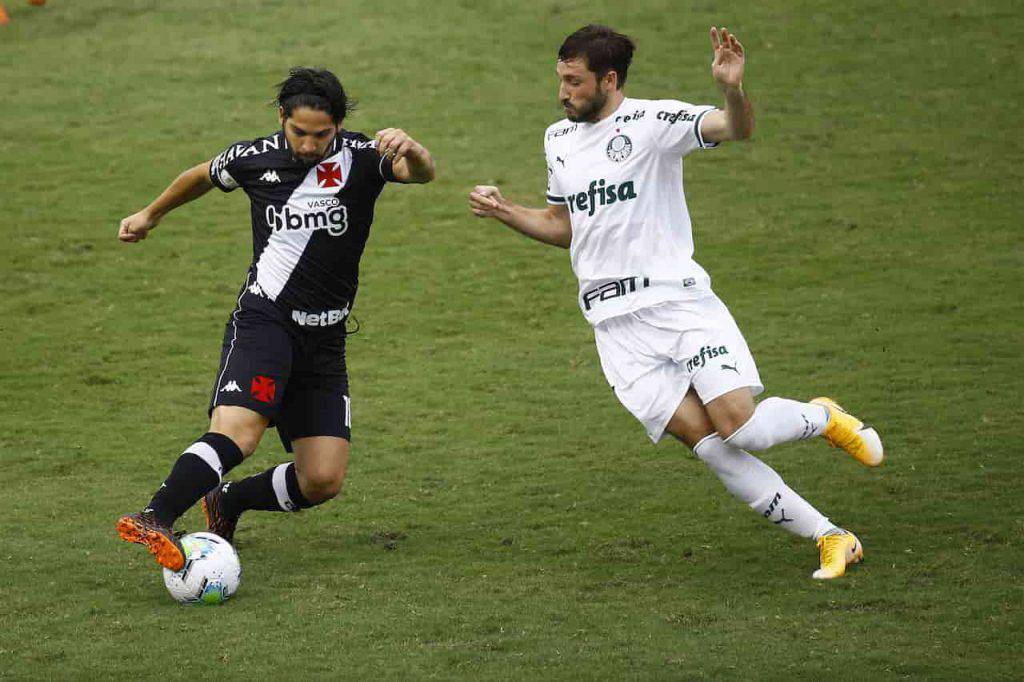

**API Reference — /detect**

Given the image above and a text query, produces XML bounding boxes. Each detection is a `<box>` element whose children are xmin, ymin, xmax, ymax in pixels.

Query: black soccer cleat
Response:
<box><xmin>116</xmin><ymin>510</ymin><xmax>186</xmax><ymax>571</ymax></box>
<box><xmin>202</xmin><ymin>484</ymin><xmax>240</xmax><ymax>544</ymax></box>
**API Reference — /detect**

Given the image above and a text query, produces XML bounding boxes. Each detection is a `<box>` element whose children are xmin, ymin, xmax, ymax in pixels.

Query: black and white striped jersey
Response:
<box><xmin>208</xmin><ymin>128</ymin><xmax>400</xmax><ymax>325</ymax></box>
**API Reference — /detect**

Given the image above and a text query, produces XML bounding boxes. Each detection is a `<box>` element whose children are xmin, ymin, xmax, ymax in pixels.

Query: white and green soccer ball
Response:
<box><xmin>162</xmin><ymin>532</ymin><xmax>241</xmax><ymax>605</ymax></box>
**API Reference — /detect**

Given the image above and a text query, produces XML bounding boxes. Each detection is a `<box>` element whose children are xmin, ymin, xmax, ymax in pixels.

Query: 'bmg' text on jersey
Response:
<box><xmin>265</xmin><ymin>202</ymin><xmax>349</xmax><ymax>236</ymax></box>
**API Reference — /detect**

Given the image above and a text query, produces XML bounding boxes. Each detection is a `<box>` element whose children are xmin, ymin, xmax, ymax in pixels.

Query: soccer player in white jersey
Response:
<box><xmin>469</xmin><ymin>24</ymin><xmax>883</xmax><ymax>579</ymax></box>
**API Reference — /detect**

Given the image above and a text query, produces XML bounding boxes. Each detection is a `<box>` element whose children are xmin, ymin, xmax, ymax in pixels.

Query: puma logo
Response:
<box><xmin>556</xmin><ymin>156</ymin><xmax>565</xmax><ymax>166</ymax></box>
<box><xmin>721</xmin><ymin>363</ymin><xmax>739</xmax><ymax>374</ymax></box>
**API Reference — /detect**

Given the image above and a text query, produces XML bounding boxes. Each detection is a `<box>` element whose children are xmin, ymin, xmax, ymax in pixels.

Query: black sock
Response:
<box><xmin>145</xmin><ymin>432</ymin><xmax>244</xmax><ymax>527</ymax></box>
<box><xmin>220</xmin><ymin>462</ymin><xmax>314</xmax><ymax>517</ymax></box>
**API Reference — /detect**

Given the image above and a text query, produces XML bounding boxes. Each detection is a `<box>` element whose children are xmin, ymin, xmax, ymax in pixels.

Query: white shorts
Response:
<box><xmin>593</xmin><ymin>296</ymin><xmax>764</xmax><ymax>443</ymax></box>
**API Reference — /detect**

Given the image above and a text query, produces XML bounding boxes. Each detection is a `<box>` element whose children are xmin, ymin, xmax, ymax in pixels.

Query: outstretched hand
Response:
<box><xmin>710</xmin><ymin>26</ymin><xmax>745</xmax><ymax>89</ymax></box>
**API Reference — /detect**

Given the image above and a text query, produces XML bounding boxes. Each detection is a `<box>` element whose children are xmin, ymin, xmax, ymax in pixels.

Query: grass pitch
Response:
<box><xmin>1</xmin><ymin>1</ymin><xmax>1022</xmax><ymax>679</ymax></box>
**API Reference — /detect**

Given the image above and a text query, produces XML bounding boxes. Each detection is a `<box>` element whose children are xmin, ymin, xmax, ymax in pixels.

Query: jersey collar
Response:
<box><xmin>279</xmin><ymin>127</ymin><xmax>343</xmax><ymax>162</ymax></box>
<box><xmin>584</xmin><ymin>96</ymin><xmax>632</xmax><ymax>129</ymax></box>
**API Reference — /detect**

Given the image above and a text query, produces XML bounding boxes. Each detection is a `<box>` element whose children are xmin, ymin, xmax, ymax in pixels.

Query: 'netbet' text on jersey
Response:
<box><xmin>209</xmin><ymin>129</ymin><xmax>401</xmax><ymax>325</ymax></box>
<box><xmin>544</xmin><ymin>97</ymin><xmax>719</xmax><ymax>325</ymax></box>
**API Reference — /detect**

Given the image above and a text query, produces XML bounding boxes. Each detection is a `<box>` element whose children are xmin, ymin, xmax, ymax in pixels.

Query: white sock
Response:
<box><xmin>724</xmin><ymin>397</ymin><xmax>828</xmax><ymax>451</ymax></box>
<box><xmin>693</xmin><ymin>434</ymin><xmax>836</xmax><ymax>540</ymax></box>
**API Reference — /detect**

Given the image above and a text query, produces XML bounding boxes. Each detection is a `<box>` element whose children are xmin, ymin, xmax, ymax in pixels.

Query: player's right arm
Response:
<box><xmin>118</xmin><ymin>161</ymin><xmax>215</xmax><ymax>243</ymax></box>
<box><xmin>469</xmin><ymin>185</ymin><xmax>572</xmax><ymax>249</ymax></box>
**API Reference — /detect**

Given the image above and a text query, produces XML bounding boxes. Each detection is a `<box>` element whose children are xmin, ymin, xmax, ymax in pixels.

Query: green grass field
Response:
<box><xmin>2</xmin><ymin>0</ymin><xmax>1022</xmax><ymax>679</ymax></box>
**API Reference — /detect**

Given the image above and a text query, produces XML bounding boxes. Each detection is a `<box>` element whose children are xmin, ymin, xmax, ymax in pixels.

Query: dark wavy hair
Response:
<box><xmin>558</xmin><ymin>25</ymin><xmax>636</xmax><ymax>88</ymax></box>
<box><xmin>275</xmin><ymin>67</ymin><xmax>356</xmax><ymax>123</ymax></box>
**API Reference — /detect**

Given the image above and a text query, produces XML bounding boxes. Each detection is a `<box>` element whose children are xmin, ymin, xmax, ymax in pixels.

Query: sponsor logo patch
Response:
<box><xmin>291</xmin><ymin>306</ymin><xmax>350</xmax><ymax>327</ymax></box>
<box><xmin>657</xmin><ymin>109</ymin><xmax>697</xmax><ymax>125</ymax></box>
<box><xmin>614</xmin><ymin>109</ymin><xmax>646</xmax><ymax>124</ymax></box>
<box><xmin>265</xmin><ymin>201</ymin><xmax>348</xmax><ymax>237</ymax></box>
<box><xmin>565</xmin><ymin>179</ymin><xmax>638</xmax><ymax>217</ymax></box>
<box><xmin>684</xmin><ymin>345</ymin><xmax>730</xmax><ymax>372</ymax></box>
<box><xmin>582</xmin><ymin>276</ymin><xmax>649</xmax><ymax>311</ymax></box>
<box><xmin>546</xmin><ymin>124</ymin><xmax>578</xmax><ymax>140</ymax></box>
<box><xmin>342</xmin><ymin>138</ymin><xmax>376</xmax><ymax>150</ymax></box>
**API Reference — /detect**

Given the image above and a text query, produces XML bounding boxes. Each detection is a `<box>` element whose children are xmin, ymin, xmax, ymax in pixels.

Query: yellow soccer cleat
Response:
<box><xmin>811</xmin><ymin>397</ymin><xmax>884</xmax><ymax>467</ymax></box>
<box><xmin>813</xmin><ymin>531</ymin><xmax>863</xmax><ymax>580</ymax></box>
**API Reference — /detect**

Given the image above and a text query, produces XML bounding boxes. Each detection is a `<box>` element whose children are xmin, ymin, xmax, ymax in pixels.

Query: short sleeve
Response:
<box><xmin>543</xmin><ymin>138</ymin><xmax>566</xmax><ymax>205</ymax></box>
<box><xmin>208</xmin><ymin>140</ymin><xmax>251</xmax><ymax>192</ymax></box>
<box><xmin>651</xmin><ymin>101</ymin><xmax>719</xmax><ymax>157</ymax></box>
<box><xmin>335</xmin><ymin>133</ymin><xmax>401</xmax><ymax>186</ymax></box>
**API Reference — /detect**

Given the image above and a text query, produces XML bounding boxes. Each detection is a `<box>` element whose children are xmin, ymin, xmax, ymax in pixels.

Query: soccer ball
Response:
<box><xmin>162</xmin><ymin>532</ymin><xmax>241</xmax><ymax>604</ymax></box>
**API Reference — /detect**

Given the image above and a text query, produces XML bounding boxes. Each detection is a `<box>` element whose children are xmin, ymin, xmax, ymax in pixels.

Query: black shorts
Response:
<box><xmin>208</xmin><ymin>289</ymin><xmax>351</xmax><ymax>452</ymax></box>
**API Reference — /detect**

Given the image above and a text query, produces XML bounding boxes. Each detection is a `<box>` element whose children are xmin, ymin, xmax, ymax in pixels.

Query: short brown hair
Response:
<box><xmin>558</xmin><ymin>24</ymin><xmax>636</xmax><ymax>88</ymax></box>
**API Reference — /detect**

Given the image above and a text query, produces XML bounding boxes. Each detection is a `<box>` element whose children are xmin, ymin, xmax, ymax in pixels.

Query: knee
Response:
<box><xmin>722</xmin><ymin>397</ymin><xmax>781</xmax><ymax>450</ymax></box>
<box><xmin>209</xmin><ymin>408</ymin><xmax>267</xmax><ymax>458</ymax></box>
<box><xmin>712</xmin><ymin>405</ymin><xmax>756</xmax><ymax>440</ymax></box>
<box><xmin>704</xmin><ymin>389</ymin><xmax>757</xmax><ymax>440</ymax></box>
<box><xmin>230</xmin><ymin>432</ymin><xmax>262</xmax><ymax>458</ymax></box>
<box><xmin>299</xmin><ymin>469</ymin><xmax>345</xmax><ymax>504</ymax></box>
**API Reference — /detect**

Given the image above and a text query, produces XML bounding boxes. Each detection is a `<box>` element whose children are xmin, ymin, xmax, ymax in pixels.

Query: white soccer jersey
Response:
<box><xmin>544</xmin><ymin>97</ymin><xmax>719</xmax><ymax>325</ymax></box>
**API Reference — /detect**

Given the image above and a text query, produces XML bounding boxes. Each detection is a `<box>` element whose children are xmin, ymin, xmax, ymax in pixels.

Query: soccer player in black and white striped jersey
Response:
<box><xmin>115</xmin><ymin>68</ymin><xmax>434</xmax><ymax>571</ymax></box>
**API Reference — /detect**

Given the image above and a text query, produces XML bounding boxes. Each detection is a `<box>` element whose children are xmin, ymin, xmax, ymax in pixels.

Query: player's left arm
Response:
<box><xmin>375</xmin><ymin>128</ymin><xmax>435</xmax><ymax>183</ymax></box>
<box><xmin>699</xmin><ymin>26</ymin><xmax>754</xmax><ymax>144</ymax></box>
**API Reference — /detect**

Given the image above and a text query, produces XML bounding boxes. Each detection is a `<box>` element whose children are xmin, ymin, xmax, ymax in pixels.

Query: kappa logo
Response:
<box><xmin>247</xmin><ymin>281</ymin><xmax>265</xmax><ymax>298</ymax></box>
<box><xmin>220</xmin><ymin>380</ymin><xmax>242</xmax><ymax>393</ymax></box>
<box><xmin>260</xmin><ymin>170</ymin><xmax>281</xmax><ymax>183</ymax></box>
<box><xmin>251</xmin><ymin>376</ymin><xmax>276</xmax><ymax>404</ymax></box>
<box><xmin>316</xmin><ymin>162</ymin><xmax>343</xmax><ymax>188</ymax></box>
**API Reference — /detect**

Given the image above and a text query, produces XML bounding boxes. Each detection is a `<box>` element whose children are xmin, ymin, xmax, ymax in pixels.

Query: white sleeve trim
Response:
<box><xmin>694</xmin><ymin>108</ymin><xmax>720</xmax><ymax>149</ymax></box>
